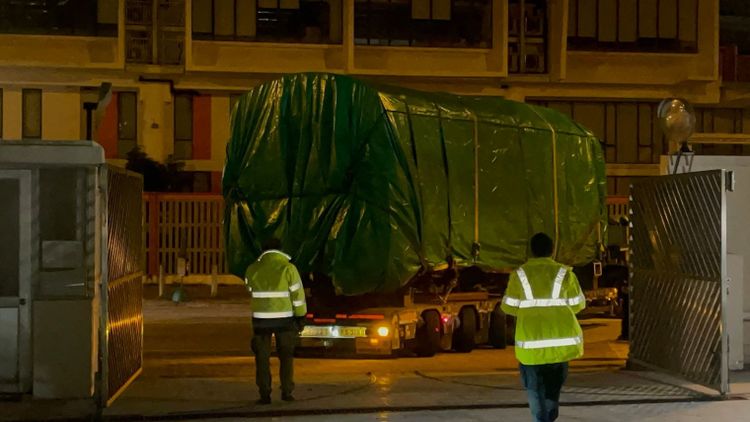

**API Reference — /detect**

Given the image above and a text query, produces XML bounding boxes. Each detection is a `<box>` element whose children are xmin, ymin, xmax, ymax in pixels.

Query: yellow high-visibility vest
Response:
<box><xmin>244</xmin><ymin>250</ymin><xmax>307</xmax><ymax>319</ymax></box>
<box><xmin>501</xmin><ymin>257</ymin><xmax>585</xmax><ymax>365</ymax></box>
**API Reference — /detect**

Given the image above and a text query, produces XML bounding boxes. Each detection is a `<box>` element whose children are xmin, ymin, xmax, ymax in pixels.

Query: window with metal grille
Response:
<box><xmin>528</xmin><ymin>99</ymin><xmax>748</xmax><ymax>194</ymax></box>
<box><xmin>567</xmin><ymin>0</ymin><xmax>698</xmax><ymax>53</ymax></box>
<box><xmin>192</xmin><ymin>0</ymin><xmax>341</xmax><ymax>43</ymax></box>
<box><xmin>0</xmin><ymin>0</ymin><xmax>118</xmax><ymax>36</ymax></box>
<box><xmin>354</xmin><ymin>0</ymin><xmax>491</xmax><ymax>47</ymax></box>
<box><xmin>22</xmin><ymin>89</ymin><xmax>42</xmax><ymax>140</ymax></box>
<box><xmin>174</xmin><ymin>93</ymin><xmax>193</xmax><ymax>160</ymax></box>
<box><xmin>118</xmin><ymin>92</ymin><xmax>138</xmax><ymax>159</ymax></box>
<box><xmin>508</xmin><ymin>0</ymin><xmax>546</xmax><ymax>73</ymax></box>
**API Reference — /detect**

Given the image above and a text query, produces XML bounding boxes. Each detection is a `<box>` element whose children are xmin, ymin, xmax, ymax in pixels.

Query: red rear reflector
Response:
<box><xmin>305</xmin><ymin>313</ymin><xmax>314</xmax><ymax>319</ymax></box>
<box><xmin>347</xmin><ymin>314</ymin><xmax>385</xmax><ymax>320</ymax></box>
<box><xmin>336</xmin><ymin>314</ymin><xmax>348</xmax><ymax>319</ymax></box>
<box><xmin>313</xmin><ymin>318</ymin><xmax>336</xmax><ymax>323</ymax></box>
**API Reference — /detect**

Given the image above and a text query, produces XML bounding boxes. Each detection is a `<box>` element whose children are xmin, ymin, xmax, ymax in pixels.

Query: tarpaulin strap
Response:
<box><xmin>472</xmin><ymin>112</ymin><xmax>480</xmax><ymax>251</ymax></box>
<box><xmin>517</xmin><ymin>268</ymin><xmax>534</xmax><ymax>300</ymax></box>
<box><xmin>529</xmin><ymin>107</ymin><xmax>560</xmax><ymax>259</ymax></box>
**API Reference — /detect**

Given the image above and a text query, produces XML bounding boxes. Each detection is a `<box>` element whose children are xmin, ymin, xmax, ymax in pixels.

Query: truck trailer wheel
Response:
<box><xmin>489</xmin><ymin>305</ymin><xmax>507</xmax><ymax>349</ymax></box>
<box><xmin>415</xmin><ymin>310</ymin><xmax>441</xmax><ymax>357</ymax></box>
<box><xmin>453</xmin><ymin>308</ymin><xmax>477</xmax><ymax>353</ymax></box>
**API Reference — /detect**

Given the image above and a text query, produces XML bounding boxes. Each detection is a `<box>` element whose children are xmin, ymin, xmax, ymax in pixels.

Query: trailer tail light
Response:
<box><xmin>441</xmin><ymin>314</ymin><xmax>450</xmax><ymax>324</ymax></box>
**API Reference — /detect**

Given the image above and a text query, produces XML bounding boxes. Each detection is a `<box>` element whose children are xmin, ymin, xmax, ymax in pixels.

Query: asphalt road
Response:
<box><xmin>142</xmin><ymin>286</ymin><xmax>629</xmax><ymax>380</ymax></box>
<box><xmin>103</xmin><ymin>286</ymin><xmax>702</xmax><ymax>421</ymax></box>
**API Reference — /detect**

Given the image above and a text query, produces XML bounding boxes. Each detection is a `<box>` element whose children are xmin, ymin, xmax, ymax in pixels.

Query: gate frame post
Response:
<box><xmin>148</xmin><ymin>193</ymin><xmax>160</xmax><ymax>276</ymax></box>
<box><xmin>720</xmin><ymin>170</ymin><xmax>730</xmax><ymax>395</ymax></box>
<box><xmin>97</xmin><ymin>165</ymin><xmax>110</xmax><ymax>410</ymax></box>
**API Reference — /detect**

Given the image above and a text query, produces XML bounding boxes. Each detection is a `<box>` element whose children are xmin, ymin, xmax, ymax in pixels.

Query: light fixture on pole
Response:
<box><xmin>657</xmin><ymin>98</ymin><xmax>696</xmax><ymax>174</ymax></box>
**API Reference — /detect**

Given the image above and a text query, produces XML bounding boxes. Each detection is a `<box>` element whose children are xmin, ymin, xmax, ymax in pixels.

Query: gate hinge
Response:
<box><xmin>726</xmin><ymin>171</ymin><xmax>735</xmax><ymax>192</ymax></box>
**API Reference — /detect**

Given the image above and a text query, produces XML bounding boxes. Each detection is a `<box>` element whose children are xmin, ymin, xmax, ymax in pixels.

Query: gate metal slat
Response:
<box><xmin>104</xmin><ymin>167</ymin><xmax>143</xmax><ymax>406</ymax></box>
<box><xmin>684</xmin><ymin>178</ymin><xmax>714</xmax><ymax>276</ymax></box>
<box><xmin>629</xmin><ymin>170</ymin><xmax>727</xmax><ymax>394</ymax></box>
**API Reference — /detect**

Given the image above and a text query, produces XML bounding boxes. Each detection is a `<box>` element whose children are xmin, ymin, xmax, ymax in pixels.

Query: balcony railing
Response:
<box><xmin>354</xmin><ymin>0</ymin><xmax>492</xmax><ymax>48</ymax></box>
<box><xmin>192</xmin><ymin>0</ymin><xmax>342</xmax><ymax>44</ymax></box>
<box><xmin>567</xmin><ymin>0</ymin><xmax>698</xmax><ymax>53</ymax></box>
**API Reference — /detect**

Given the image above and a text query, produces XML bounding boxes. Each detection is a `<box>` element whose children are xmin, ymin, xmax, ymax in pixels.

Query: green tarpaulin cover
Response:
<box><xmin>223</xmin><ymin>73</ymin><xmax>607</xmax><ymax>295</ymax></box>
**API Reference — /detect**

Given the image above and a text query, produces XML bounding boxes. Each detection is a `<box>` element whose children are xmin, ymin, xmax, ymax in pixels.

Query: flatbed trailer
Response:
<box><xmin>298</xmin><ymin>291</ymin><xmax>509</xmax><ymax>357</ymax></box>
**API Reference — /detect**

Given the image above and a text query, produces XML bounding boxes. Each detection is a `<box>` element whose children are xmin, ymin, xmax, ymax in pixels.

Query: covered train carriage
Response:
<box><xmin>223</xmin><ymin>73</ymin><xmax>607</xmax><ymax>296</ymax></box>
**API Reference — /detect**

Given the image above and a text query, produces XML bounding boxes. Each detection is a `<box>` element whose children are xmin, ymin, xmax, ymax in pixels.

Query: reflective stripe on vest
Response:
<box><xmin>252</xmin><ymin>291</ymin><xmax>290</xmax><ymax>298</ymax></box>
<box><xmin>516</xmin><ymin>336</ymin><xmax>582</xmax><ymax>349</ymax></box>
<box><xmin>289</xmin><ymin>282</ymin><xmax>302</xmax><ymax>292</ymax></box>
<box><xmin>293</xmin><ymin>300</ymin><xmax>305</xmax><ymax>307</ymax></box>
<box><xmin>503</xmin><ymin>296</ymin><xmax>520</xmax><ymax>307</ymax></box>
<box><xmin>505</xmin><ymin>295</ymin><xmax>584</xmax><ymax>309</ymax></box>
<box><xmin>511</xmin><ymin>266</ymin><xmax>570</xmax><ymax>309</ymax></box>
<box><xmin>516</xmin><ymin>268</ymin><xmax>534</xmax><ymax>299</ymax></box>
<box><xmin>551</xmin><ymin>267</ymin><xmax>567</xmax><ymax>299</ymax></box>
<box><xmin>253</xmin><ymin>311</ymin><xmax>294</xmax><ymax>319</ymax></box>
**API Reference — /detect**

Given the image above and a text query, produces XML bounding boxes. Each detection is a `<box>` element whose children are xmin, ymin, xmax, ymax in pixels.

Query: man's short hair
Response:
<box><xmin>262</xmin><ymin>237</ymin><xmax>282</xmax><ymax>251</ymax></box>
<box><xmin>530</xmin><ymin>233</ymin><xmax>553</xmax><ymax>258</ymax></box>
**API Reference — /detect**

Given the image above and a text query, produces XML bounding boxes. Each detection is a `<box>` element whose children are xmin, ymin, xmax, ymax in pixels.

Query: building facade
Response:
<box><xmin>0</xmin><ymin>0</ymin><xmax>747</xmax><ymax>194</ymax></box>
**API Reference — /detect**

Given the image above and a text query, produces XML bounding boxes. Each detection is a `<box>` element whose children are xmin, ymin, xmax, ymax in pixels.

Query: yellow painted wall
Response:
<box><xmin>210</xmin><ymin>95</ymin><xmax>230</xmax><ymax>168</ymax></box>
<box><xmin>42</xmin><ymin>89</ymin><xmax>81</xmax><ymax>140</ymax></box>
<box><xmin>138</xmin><ymin>84</ymin><xmax>173</xmax><ymax>162</ymax></box>
<box><xmin>565</xmin><ymin>0</ymin><xmax>719</xmax><ymax>85</ymax></box>
<box><xmin>0</xmin><ymin>35</ymin><xmax>121</xmax><ymax>69</ymax></box>
<box><xmin>2</xmin><ymin>87</ymin><xmax>22</xmax><ymax>139</ymax></box>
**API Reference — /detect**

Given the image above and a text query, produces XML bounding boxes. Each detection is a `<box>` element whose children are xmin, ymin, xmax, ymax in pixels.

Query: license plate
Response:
<box><xmin>300</xmin><ymin>325</ymin><xmax>367</xmax><ymax>338</ymax></box>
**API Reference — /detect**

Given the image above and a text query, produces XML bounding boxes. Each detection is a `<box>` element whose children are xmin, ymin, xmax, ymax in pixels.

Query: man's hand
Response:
<box><xmin>294</xmin><ymin>316</ymin><xmax>306</xmax><ymax>332</ymax></box>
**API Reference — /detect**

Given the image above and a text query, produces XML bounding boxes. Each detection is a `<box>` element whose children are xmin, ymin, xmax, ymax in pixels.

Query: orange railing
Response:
<box><xmin>142</xmin><ymin>194</ymin><xmax>631</xmax><ymax>276</ymax></box>
<box><xmin>143</xmin><ymin>193</ymin><xmax>225</xmax><ymax>276</ymax></box>
<box><xmin>606</xmin><ymin>196</ymin><xmax>629</xmax><ymax>222</ymax></box>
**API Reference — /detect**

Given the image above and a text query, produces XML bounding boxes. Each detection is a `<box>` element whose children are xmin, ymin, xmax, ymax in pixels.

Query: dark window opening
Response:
<box><xmin>174</xmin><ymin>93</ymin><xmax>193</xmax><ymax>160</ymax></box>
<box><xmin>508</xmin><ymin>0</ymin><xmax>547</xmax><ymax>73</ymax></box>
<box><xmin>22</xmin><ymin>89</ymin><xmax>42</xmax><ymax>140</ymax></box>
<box><xmin>0</xmin><ymin>0</ymin><xmax>118</xmax><ymax>36</ymax></box>
<box><xmin>567</xmin><ymin>0</ymin><xmax>698</xmax><ymax>53</ymax></box>
<box><xmin>354</xmin><ymin>0</ymin><xmax>492</xmax><ymax>48</ymax></box>
<box><xmin>118</xmin><ymin>92</ymin><xmax>138</xmax><ymax>159</ymax></box>
<box><xmin>192</xmin><ymin>0</ymin><xmax>341</xmax><ymax>44</ymax></box>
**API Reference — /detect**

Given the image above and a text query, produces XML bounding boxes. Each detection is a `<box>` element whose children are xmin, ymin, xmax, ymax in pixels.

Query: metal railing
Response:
<box><xmin>144</xmin><ymin>193</ymin><xmax>226</xmax><ymax>276</ymax></box>
<box><xmin>141</xmin><ymin>193</ymin><xmax>629</xmax><ymax>277</ymax></box>
<box><xmin>126</xmin><ymin>0</ymin><xmax>153</xmax><ymax>25</ymax></box>
<box><xmin>606</xmin><ymin>196</ymin><xmax>629</xmax><ymax>222</ymax></box>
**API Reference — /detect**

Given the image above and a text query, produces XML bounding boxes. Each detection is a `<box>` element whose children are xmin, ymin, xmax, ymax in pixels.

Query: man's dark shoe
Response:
<box><xmin>281</xmin><ymin>393</ymin><xmax>295</xmax><ymax>402</ymax></box>
<box><xmin>256</xmin><ymin>396</ymin><xmax>271</xmax><ymax>405</ymax></box>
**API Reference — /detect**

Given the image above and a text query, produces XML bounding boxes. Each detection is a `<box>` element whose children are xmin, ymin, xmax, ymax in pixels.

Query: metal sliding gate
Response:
<box><xmin>101</xmin><ymin>166</ymin><xmax>144</xmax><ymax>406</ymax></box>
<box><xmin>629</xmin><ymin>170</ymin><xmax>730</xmax><ymax>394</ymax></box>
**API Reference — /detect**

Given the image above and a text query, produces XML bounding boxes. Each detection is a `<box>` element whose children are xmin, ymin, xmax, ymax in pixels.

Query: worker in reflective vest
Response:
<box><xmin>244</xmin><ymin>238</ymin><xmax>308</xmax><ymax>405</ymax></box>
<box><xmin>501</xmin><ymin>233</ymin><xmax>586</xmax><ymax>422</ymax></box>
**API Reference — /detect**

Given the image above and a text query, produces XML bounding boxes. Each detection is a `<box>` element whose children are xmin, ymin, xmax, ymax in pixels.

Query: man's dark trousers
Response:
<box><xmin>251</xmin><ymin>327</ymin><xmax>297</xmax><ymax>398</ymax></box>
<box><xmin>520</xmin><ymin>362</ymin><xmax>568</xmax><ymax>422</ymax></box>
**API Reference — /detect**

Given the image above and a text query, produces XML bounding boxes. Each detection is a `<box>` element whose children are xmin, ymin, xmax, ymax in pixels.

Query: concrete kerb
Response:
<box><xmin>100</xmin><ymin>396</ymin><xmax>741</xmax><ymax>422</ymax></box>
